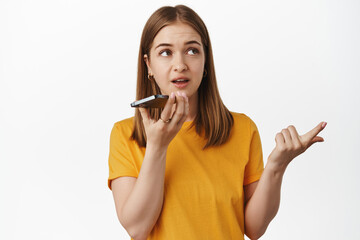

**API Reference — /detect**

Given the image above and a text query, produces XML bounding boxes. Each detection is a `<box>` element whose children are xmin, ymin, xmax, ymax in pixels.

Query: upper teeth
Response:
<box><xmin>174</xmin><ymin>79</ymin><xmax>187</xmax><ymax>82</ymax></box>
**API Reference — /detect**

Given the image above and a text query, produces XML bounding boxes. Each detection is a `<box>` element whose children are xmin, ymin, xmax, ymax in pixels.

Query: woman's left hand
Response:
<box><xmin>267</xmin><ymin>122</ymin><xmax>327</xmax><ymax>170</ymax></box>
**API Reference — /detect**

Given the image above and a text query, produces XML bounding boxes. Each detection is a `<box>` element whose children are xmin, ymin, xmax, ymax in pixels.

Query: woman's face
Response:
<box><xmin>144</xmin><ymin>21</ymin><xmax>205</xmax><ymax>99</ymax></box>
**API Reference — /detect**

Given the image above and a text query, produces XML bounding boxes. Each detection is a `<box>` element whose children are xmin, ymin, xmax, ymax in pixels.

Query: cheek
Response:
<box><xmin>192</xmin><ymin>61</ymin><xmax>205</xmax><ymax>77</ymax></box>
<box><xmin>151</xmin><ymin>64</ymin><xmax>171</xmax><ymax>90</ymax></box>
<box><xmin>151</xmin><ymin>61</ymin><xmax>170</xmax><ymax>77</ymax></box>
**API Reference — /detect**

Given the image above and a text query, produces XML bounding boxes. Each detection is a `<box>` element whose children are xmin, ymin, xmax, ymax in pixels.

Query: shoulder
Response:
<box><xmin>230</xmin><ymin>111</ymin><xmax>257</xmax><ymax>126</ymax></box>
<box><xmin>111</xmin><ymin>117</ymin><xmax>135</xmax><ymax>138</ymax></box>
<box><xmin>113</xmin><ymin>117</ymin><xmax>134</xmax><ymax>129</ymax></box>
<box><xmin>229</xmin><ymin>112</ymin><xmax>260</xmax><ymax>135</ymax></box>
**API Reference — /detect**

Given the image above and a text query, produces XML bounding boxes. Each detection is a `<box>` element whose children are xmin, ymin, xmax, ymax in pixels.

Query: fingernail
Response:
<box><xmin>170</xmin><ymin>92</ymin><xmax>175</xmax><ymax>98</ymax></box>
<box><xmin>322</xmin><ymin>122</ymin><xmax>327</xmax><ymax>128</ymax></box>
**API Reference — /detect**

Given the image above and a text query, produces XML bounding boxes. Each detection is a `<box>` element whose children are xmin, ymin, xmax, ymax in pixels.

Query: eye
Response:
<box><xmin>159</xmin><ymin>49</ymin><xmax>171</xmax><ymax>57</ymax></box>
<box><xmin>187</xmin><ymin>48</ymin><xmax>199</xmax><ymax>55</ymax></box>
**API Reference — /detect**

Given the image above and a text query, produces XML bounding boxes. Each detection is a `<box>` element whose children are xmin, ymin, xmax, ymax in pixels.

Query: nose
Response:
<box><xmin>173</xmin><ymin>54</ymin><xmax>188</xmax><ymax>72</ymax></box>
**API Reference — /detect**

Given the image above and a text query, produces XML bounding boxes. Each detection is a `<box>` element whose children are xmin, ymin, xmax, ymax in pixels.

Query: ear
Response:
<box><xmin>144</xmin><ymin>54</ymin><xmax>152</xmax><ymax>75</ymax></box>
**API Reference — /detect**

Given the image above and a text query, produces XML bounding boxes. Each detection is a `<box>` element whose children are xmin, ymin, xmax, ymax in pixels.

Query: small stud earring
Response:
<box><xmin>203</xmin><ymin>69</ymin><xmax>207</xmax><ymax>78</ymax></box>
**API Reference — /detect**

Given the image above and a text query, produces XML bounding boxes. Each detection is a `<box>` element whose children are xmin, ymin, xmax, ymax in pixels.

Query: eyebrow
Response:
<box><xmin>154</xmin><ymin>40</ymin><xmax>202</xmax><ymax>49</ymax></box>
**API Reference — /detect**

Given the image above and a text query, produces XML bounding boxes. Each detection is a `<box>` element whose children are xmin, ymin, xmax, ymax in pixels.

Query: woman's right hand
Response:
<box><xmin>138</xmin><ymin>91</ymin><xmax>189</xmax><ymax>149</ymax></box>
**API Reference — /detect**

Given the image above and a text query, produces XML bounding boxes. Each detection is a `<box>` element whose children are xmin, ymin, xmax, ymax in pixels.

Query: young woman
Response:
<box><xmin>108</xmin><ymin>5</ymin><xmax>326</xmax><ymax>240</ymax></box>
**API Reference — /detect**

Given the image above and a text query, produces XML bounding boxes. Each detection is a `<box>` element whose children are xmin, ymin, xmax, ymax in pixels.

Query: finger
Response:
<box><xmin>160</xmin><ymin>92</ymin><xmax>176</xmax><ymax>122</ymax></box>
<box><xmin>281</xmin><ymin>128</ymin><xmax>292</xmax><ymax>145</ymax></box>
<box><xmin>287</xmin><ymin>125</ymin><xmax>302</xmax><ymax>146</ymax></box>
<box><xmin>177</xmin><ymin>92</ymin><xmax>189</xmax><ymax>124</ymax></box>
<box><xmin>170</xmin><ymin>91</ymin><xmax>185</xmax><ymax>126</ymax></box>
<box><xmin>138</xmin><ymin>108</ymin><xmax>150</xmax><ymax>124</ymax></box>
<box><xmin>275</xmin><ymin>132</ymin><xmax>285</xmax><ymax>145</ymax></box>
<box><xmin>307</xmin><ymin>136</ymin><xmax>325</xmax><ymax>148</ymax></box>
<box><xmin>301</xmin><ymin>122</ymin><xmax>327</xmax><ymax>145</ymax></box>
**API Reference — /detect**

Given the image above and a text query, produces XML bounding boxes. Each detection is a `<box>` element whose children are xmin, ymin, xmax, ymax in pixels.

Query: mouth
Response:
<box><xmin>171</xmin><ymin>79</ymin><xmax>189</xmax><ymax>83</ymax></box>
<box><xmin>171</xmin><ymin>78</ymin><xmax>190</xmax><ymax>88</ymax></box>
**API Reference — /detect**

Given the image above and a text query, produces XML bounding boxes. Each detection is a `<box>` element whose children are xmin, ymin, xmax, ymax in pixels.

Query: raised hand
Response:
<box><xmin>138</xmin><ymin>91</ymin><xmax>189</xmax><ymax>149</ymax></box>
<box><xmin>267</xmin><ymin>122</ymin><xmax>327</xmax><ymax>170</ymax></box>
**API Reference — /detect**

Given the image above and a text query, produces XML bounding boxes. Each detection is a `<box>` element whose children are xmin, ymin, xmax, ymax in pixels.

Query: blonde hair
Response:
<box><xmin>131</xmin><ymin>5</ymin><xmax>233</xmax><ymax>149</ymax></box>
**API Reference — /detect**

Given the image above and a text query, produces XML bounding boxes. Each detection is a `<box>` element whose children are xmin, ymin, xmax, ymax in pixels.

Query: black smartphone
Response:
<box><xmin>130</xmin><ymin>95</ymin><xmax>169</xmax><ymax>108</ymax></box>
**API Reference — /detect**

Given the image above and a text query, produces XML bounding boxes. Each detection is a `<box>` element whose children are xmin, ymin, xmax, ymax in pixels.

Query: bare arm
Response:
<box><xmin>244</xmin><ymin>122</ymin><xmax>327</xmax><ymax>239</ymax></box>
<box><xmin>111</xmin><ymin>92</ymin><xmax>189</xmax><ymax>240</ymax></box>
<box><xmin>244</xmin><ymin>162</ymin><xmax>285</xmax><ymax>240</ymax></box>
<box><xmin>112</xmin><ymin>145</ymin><xmax>167</xmax><ymax>240</ymax></box>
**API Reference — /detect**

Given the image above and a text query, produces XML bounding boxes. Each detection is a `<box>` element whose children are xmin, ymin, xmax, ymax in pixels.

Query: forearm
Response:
<box><xmin>244</xmin><ymin>121</ymin><xmax>326</xmax><ymax>239</ymax></box>
<box><xmin>244</xmin><ymin>161</ymin><xmax>287</xmax><ymax>239</ymax></box>
<box><xmin>121</xmin><ymin>144</ymin><xmax>167</xmax><ymax>239</ymax></box>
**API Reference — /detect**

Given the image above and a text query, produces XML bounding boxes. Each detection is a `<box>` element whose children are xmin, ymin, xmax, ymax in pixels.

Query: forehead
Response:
<box><xmin>152</xmin><ymin>22</ymin><xmax>202</xmax><ymax>46</ymax></box>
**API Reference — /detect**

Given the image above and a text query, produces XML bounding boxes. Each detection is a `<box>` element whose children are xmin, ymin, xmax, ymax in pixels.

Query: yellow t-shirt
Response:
<box><xmin>108</xmin><ymin>112</ymin><xmax>264</xmax><ymax>240</ymax></box>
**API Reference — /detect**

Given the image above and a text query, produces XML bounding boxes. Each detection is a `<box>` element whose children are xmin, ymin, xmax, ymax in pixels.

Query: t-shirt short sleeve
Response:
<box><xmin>108</xmin><ymin>122</ymin><xmax>138</xmax><ymax>190</ymax></box>
<box><xmin>243</xmin><ymin>117</ymin><xmax>264</xmax><ymax>185</ymax></box>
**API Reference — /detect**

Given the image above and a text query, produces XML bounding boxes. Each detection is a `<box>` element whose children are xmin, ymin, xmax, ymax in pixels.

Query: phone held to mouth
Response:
<box><xmin>130</xmin><ymin>95</ymin><xmax>169</xmax><ymax>108</ymax></box>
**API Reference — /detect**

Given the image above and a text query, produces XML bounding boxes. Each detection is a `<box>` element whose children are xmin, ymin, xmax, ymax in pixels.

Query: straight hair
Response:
<box><xmin>131</xmin><ymin>5</ymin><xmax>233</xmax><ymax>149</ymax></box>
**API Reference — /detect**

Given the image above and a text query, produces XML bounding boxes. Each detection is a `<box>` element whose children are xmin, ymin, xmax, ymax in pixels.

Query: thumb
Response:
<box><xmin>307</xmin><ymin>136</ymin><xmax>324</xmax><ymax>148</ymax></box>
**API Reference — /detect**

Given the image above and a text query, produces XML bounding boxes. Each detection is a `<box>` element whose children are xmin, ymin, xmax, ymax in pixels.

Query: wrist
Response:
<box><xmin>146</xmin><ymin>141</ymin><xmax>168</xmax><ymax>154</ymax></box>
<box><xmin>265</xmin><ymin>160</ymin><xmax>287</xmax><ymax>177</ymax></box>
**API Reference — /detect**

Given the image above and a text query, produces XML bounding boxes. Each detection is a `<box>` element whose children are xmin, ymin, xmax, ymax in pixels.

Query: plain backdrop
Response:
<box><xmin>1</xmin><ymin>0</ymin><xmax>359</xmax><ymax>239</ymax></box>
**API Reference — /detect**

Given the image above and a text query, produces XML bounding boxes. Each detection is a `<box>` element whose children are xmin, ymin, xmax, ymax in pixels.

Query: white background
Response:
<box><xmin>1</xmin><ymin>0</ymin><xmax>359</xmax><ymax>239</ymax></box>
